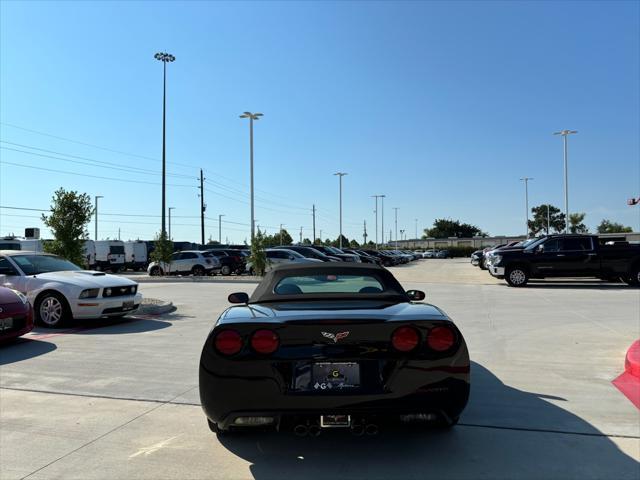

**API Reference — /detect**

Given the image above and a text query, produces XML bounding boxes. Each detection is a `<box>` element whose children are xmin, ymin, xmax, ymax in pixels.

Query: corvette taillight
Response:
<box><xmin>391</xmin><ymin>326</ymin><xmax>420</xmax><ymax>352</ymax></box>
<box><xmin>250</xmin><ymin>329</ymin><xmax>279</xmax><ymax>354</ymax></box>
<box><xmin>426</xmin><ymin>326</ymin><xmax>455</xmax><ymax>352</ymax></box>
<box><xmin>214</xmin><ymin>330</ymin><xmax>243</xmax><ymax>355</ymax></box>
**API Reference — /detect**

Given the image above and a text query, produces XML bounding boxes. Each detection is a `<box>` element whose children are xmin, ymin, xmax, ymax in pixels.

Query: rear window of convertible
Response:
<box><xmin>274</xmin><ymin>274</ymin><xmax>385</xmax><ymax>295</ymax></box>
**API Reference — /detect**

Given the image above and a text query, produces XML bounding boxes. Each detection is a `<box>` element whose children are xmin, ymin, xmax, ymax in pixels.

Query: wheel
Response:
<box><xmin>192</xmin><ymin>265</ymin><xmax>206</xmax><ymax>276</ymax></box>
<box><xmin>35</xmin><ymin>292</ymin><xmax>70</xmax><ymax>328</ymax></box>
<box><xmin>149</xmin><ymin>266</ymin><xmax>163</xmax><ymax>276</ymax></box>
<box><xmin>221</xmin><ymin>265</ymin><xmax>232</xmax><ymax>276</ymax></box>
<box><xmin>479</xmin><ymin>259</ymin><xmax>487</xmax><ymax>270</ymax></box>
<box><xmin>623</xmin><ymin>265</ymin><xmax>640</xmax><ymax>287</ymax></box>
<box><xmin>505</xmin><ymin>266</ymin><xmax>529</xmax><ymax>287</ymax></box>
<box><xmin>248</xmin><ymin>267</ymin><xmax>255</xmax><ymax>275</ymax></box>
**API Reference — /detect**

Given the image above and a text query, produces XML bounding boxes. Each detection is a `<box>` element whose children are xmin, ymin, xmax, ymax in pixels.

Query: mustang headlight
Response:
<box><xmin>11</xmin><ymin>289</ymin><xmax>28</xmax><ymax>304</ymax></box>
<box><xmin>79</xmin><ymin>288</ymin><xmax>100</xmax><ymax>299</ymax></box>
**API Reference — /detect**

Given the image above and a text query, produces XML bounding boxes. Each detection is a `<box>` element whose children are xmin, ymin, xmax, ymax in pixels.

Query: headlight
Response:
<box><xmin>11</xmin><ymin>289</ymin><xmax>28</xmax><ymax>304</ymax></box>
<box><xmin>132</xmin><ymin>285</ymin><xmax>137</xmax><ymax>294</ymax></box>
<box><xmin>493</xmin><ymin>255</ymin><xmax>502</xmax><ymax>266</ymax></box>
<box><xmin>79</xmin><ymin>288</ymin><xmax>100</xmax><ymax>299</ymax></box>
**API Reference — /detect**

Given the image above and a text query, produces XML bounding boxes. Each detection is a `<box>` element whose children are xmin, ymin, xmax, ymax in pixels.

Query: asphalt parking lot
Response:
<box><xmin>1</xmin><ymin>259</ymin><xmax>639</xmax><ymax>480</ymax></box>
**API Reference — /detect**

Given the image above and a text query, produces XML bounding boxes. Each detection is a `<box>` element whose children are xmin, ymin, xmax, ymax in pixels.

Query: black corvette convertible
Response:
<box><xmin>199</xmin><ymin>263</ymin><xmax>470</xmax><ymax>435</ymax></box>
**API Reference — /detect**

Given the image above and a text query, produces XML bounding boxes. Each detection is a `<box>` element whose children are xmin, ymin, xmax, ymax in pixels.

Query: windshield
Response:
<box><xmin>523</xmin><ymin>237</ymin><xmax>548</xmax><ymax>251</ymax></box>
<box><xmin>11</xmin><ymin>255</ymin><xmax>81</xmax><ymax>275</ymax></box>
<box><xmin>274</xmin><ymin>274</ymin><xmax>385</xmax><ymax>295</ymax></box>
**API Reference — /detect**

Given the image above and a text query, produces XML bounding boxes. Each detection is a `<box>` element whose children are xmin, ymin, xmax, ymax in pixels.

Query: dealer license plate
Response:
<box><xmin>312</xmin><ymin>362</ymin><xmax>360</xmax><ymax>391</ymax></box>
<box><xmin>0</xmin><ymin>317</ymin><xmax>13</xmax><ymax>331</ymax></box>
<box><xmin>122</xmin><ymin>300</ymin><xmax>135</xmax><ymax>311</ymax></box>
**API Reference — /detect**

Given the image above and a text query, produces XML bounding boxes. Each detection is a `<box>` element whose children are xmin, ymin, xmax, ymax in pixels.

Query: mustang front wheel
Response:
<box><xmin>35</xmin><ymin>292</ymin><xmax>69</xmax><ymax>328</ymax></box>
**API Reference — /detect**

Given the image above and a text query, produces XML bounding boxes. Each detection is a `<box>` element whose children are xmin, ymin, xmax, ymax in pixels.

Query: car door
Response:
<box><xmin>179</xmin><ymin>252</ymin><xmax>199</xmax><ymax>273</ymax></box>
<box><xmin>167</xmin><ymin>252</ymin><xmax>182</xmax><ymax>274</ymax></box>
<box><xmin>0</xmin><ymin>256</ymin><xmax>27</xmax><ymax>293</ymax></box>
<box><xmin>557</xmin><ymin>237</ymin><xmax>598</xmax><ymax>277</ymax></box>
<box><xmin>530</xmin><ymin>239</ymin><xmax>566</xmax><ymax>276</ymax></box>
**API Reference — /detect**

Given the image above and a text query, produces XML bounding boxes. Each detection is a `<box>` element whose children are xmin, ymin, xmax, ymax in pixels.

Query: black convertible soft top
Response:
<box><xmin>248</xmin><ymin>263</ymin><xmax>409</xmax><ymax>304</ymax></box>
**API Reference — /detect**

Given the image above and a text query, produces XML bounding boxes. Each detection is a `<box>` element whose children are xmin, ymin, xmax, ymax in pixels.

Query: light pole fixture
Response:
<box><xmin>168</xmin><ymin>207</ymin><xmax>175</xmax><ymax>240</ymax></box>
<box><xmin>154</xmin><ymin>51</ymin><xmax>175</xmax><ymax>236</ymax></box>
<box><xmin>520</xmin><ymin>177</ymin><xmax>533</xmax><ymax>237</ymax></box>
<box><xmin>240</xmin><ymin>111</ymin><xmax>263</xmax><ymax>242</ymax></box>
<box><xmin>334</xmin><ymin>172</ymin><xmax>347</xmax><ymax>248</ymax></box>
<box><xmin>393</xmin><ymin>207</ymin><xmax>399</xmax><ymax>249</ymax></box>
<box><xmin>553</xmin><ymin>129</ymin><xmax>578</xmax><ymax>233</ymax></box>
<box><xmin>94</xmin><ymin>195</ymin><xmax>103</xmax><ymax>240</ymax></box>
<box><xmin>218</xmin><ymin>214</ymin><xmax>225</xmax><ymax>244</ymax></box>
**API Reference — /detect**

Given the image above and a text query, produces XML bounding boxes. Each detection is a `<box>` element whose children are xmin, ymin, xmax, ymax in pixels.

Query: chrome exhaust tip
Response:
<box><xmin>294</xmin><ymin>424</ymin><xmax>309</xmax><ymax>437</ymax></box>
<box><xmin>308</xmin><ymin>424</ymin><xmax>321</xmax><ymax>437</ymax></box>
<box><xmin>365</xmin><ymin>424</ymin><xmax>379</xmax><ymax>436</ymax></box>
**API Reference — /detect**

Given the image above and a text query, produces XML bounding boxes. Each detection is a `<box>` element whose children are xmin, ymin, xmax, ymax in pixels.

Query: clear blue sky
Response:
<box><xmin>1</xmin><ymin>0</ymin><xmax>638</xmax><ymax>243</ymax></box>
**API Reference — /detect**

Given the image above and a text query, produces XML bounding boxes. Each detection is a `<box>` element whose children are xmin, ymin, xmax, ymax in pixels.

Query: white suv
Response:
<box><xmin>147</xmin><ymin>251</ymin><xmax>220</xmax><ymax>276</ymax></box>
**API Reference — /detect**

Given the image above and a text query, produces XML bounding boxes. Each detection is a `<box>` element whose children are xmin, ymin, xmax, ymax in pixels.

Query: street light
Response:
<box><xmin>380</xmin><ymin>194</ymin><xmax>386</xmax><ymax>246</ymax></box>
<box><xmin>372</xmin><ymin>195</ymin><xmax>383</xmax><ymax>249</ymax></box>
<box><xmin>393</xmin><ymin>207</ymin><xmax>399</xmax><ymax>249</ymax></box>
<box><xmin>94</xmin><ymin>195</ymin><xmax>103</xmax><ymax>240</ymax></box>
<box><xmin>520</xmin><ymin>177</ymin><xmax>533</xmax><ymax>237</ymax></box>
<box><xmin>334</xmin><ymin>172</ymin><xmax>347</xmax><ymax>248</ymax></box>
<box><xmin>553</xmin><ymin>129</ymin><xmax>578</xmax><ymax>233</ymax></box>
<box><xmin>239</xmin><ymin>111</ymin><xmax>263</xmax><ymax>242</ymax></box>
<box><xmin>218</xmin><ymin>214</ymin><xmax>225</xmax><ymax>244</ymax></box>
<box><xmin>154</xmin><ymin>52</ymin><xmax>175</xmax><ymax>236</ymax></box>
<box><xmin>168</xmin><ymin>207</ymin><xmax>176</xmax><ymax>240</ymax></box>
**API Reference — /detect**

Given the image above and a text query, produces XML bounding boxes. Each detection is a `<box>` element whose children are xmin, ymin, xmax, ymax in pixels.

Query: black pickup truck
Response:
<box><xmin>487</xmin><ymin>234</ymin><xmax>640</xmax><ymax>287</ymax></box>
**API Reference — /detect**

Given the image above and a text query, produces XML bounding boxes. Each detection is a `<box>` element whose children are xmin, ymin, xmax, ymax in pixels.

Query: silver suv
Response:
<box><xmin>147</xmin><ymin>250</ymin><xmax>221</xmax><ymax>276</ymax></box>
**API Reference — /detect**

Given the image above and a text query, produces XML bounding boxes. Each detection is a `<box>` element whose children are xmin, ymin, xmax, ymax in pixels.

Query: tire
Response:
<box><xmin>192</xmin><ymin>265</ymin><xmax>206</xmax><ymax>276</ymax></box>
<box><xmin>34</xmin><ymin>292</ymin><xmax>71</xmax><ymax>328</ymax></box>
<box><xmin>505</xmin><ymin>266</ymin><xmax>529</xmax><ymax>287</ymax></box>
<box><xmin>623</xmin><ymin>265</ymin><xmax>640</xmax><ymax>287</ymax></box>
<box><xmin>149</xmin><ymin>266</ymin><xmax>163</xmax><ymax>276</ymax></box>
<box><xmin>221</xmin><ymin>265</ymin><xmax>232</xmax><ymax>276</ymax></box>
<box><xmin>479</xmin><ymin>259</ymin><xmax>487</xmax><ymax>270</ymax></box>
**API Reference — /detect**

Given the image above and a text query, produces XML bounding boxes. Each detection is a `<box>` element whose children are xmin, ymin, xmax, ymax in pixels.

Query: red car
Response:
<box><xmin>0</xmin><ymin>286</ymin><xmax>34</xmax><ymax>342</ymax></box>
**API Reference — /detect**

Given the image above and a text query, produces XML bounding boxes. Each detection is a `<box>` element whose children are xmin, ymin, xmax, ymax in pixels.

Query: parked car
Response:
<box><xmin>0</xmin><ymin>237</ymin><xmax>21</xmax><ymax>250</ymax></box>
<box><xmin>307</xmin><ymin>245</ymin><xmax>361</xmax><ymax>262</ymax></box>
<box><xmin>124</xmin><ymin>241</ymin><xmax>148</xmax><ymax>271</ymax></box>
<box><xmin>435</xmin><ymin>250</ymin><xmax>451</xmax><ymax>259</ymax></box>
<box><xmin>0</xmin><ymin>286</ymin><xmax>34</xmax><ymax>342</ymax></box>
<box><xmin>204</xmin><ymin>249</ymin><xmax>246</xmax><ymax>275</ymax></box>
<box><xmin>94</xmin><ymin>240</ymin><xmax>126</xmax><ymax>272</ymax></box>
<box><xmin>360</xmin><ymin>249</ymin><xmax>397</xmax><ymax>267</ymax></box>
<box><xmin>342</xmin><ymin>249</ymin><xmax>381</xmax><ymax>265</ymax></box>
<box><xmin>147</xmin><ymin>250</ymin><xmax>220</xmax><ymax>276</ymax></box>
<box><xmin>423</xmin><ymin>250</ymin><xmax>438</xmax><ymax>259</ymax></box>
<box><xmin>0</xmin><ymin>251</ymin><xmax>142</xmax><ymax>328</ymax></box>
<box><xmin>488</xmin><ymin>234</ymin><xmax>640</xmax><ymax>287</ymax></box>
<box><xmin>279</xmin><ymin>245</ymin><xmax>340</xmax><ymax>262</ymax></box>
<box><xmin>246</xmin><ymin>249</ymin><xmax>323</xmax><ymax>274</ymax></box>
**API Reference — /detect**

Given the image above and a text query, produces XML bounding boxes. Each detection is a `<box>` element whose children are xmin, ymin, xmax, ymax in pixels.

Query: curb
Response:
<box><xmin>624</xmin><ymin>340</ymin><xmax>640</xmax><ymax>378</ymax></box>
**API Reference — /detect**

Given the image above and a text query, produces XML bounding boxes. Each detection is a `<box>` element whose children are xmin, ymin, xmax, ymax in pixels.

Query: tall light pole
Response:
<box><xmin>546</xmin><ymin>204</ymin><xmax>551</xmax><ymax>234</ymax></box>
<box><xmin>393</xmin><ymin>207</ymin><xmax>399</xmax><ymax>249</ymax></box>
<box><xmin>168</xmin><ymin>207</ymin><xmax>175</xmax><ymax>239</ymax></box>
<box><xmin>334</xmin><ymin>172</ymin><xmax>347</xmax><ymax>248</ymax></box>
<box><xmin>520</xmin><ymin>177</ymin><xmax>533</xmax><ymax>237</ymax></box>
<box><xmin>154</xmin><ymin>52</ymin><xmax>175</xmax><ymax>236</ymax></box>
<box><xmin>372</xmin><ymin>195</ymin><xmax>382</xmax><ymax>249</ymax></box>
<box><xmin>280</xmin><ymin>224</ymin><xmax>285</xmax><ymax>246</ymax></box>
<box><xmin>240</xmin><ymin>112</ymin><xmax>263</xmax><ymax>242</ymax></box>
<box><xmin>553</xmin><ymin>130</ymin><xmax>578</xmax><ymax>233</ymax></box>
<box><xmin>94</xmin><ymin>195</ymin><xmax>103</xmax><ymax>240</ymax></box>
<box><xmin>218</xmin><ymin>214</ymin><xmax>225</xmax><ymax>244</ymax></box>
<box><xmin>414</xmin><ymin>218</ymin><xmax>418</xmax><ymax>241</ymax></box>
<box><xmin>380</xmin><ymin>194</ymin><xmax>386</xmax><ymax>246</ymax></box>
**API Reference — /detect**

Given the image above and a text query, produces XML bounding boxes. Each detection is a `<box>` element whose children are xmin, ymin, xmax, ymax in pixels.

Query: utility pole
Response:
<box><xmin>94</xmin><ymin>195</ymin><xmax>103</xmax><ymax>240</ymax></box>
<box><xmin>553</xmin><ymin>129</ymin><xmax>578</xmax><ymax>233</ymax></box>
<box><xmin>218</xmin><ymin>214</ymin><xmax>225</xmax><ymax>243</ymax></box>
<box><xmin>199</xmin><ymin>169</ymin><xmax>206</xmax><ymax>245</ymax></box>
<box><xmin>415</xmin><ymin>219</ymin><xmax>418</xmax><ymax>241</ymax></box>
<box><xmin>168</xmin><ymin>207</ymin><xmax>175</xmax><ymax>240</ymax></box>
<box><xmin>547</xmin><ymin>204</ymin><xmax>550</xmax><ymax>234</ymax></box>
<box><xmin>280</xmin><ymin>224</ymin><xmax>284</xmax><ymax>246</ymax></box>
<box><xmin>319</xmin><ymin>229</ymin><xmax>322</xmax><ymax>243</ymax></box>
<box><xmin>520</xmin><ymin>177</ymin><xmax>533</xmax><ymax>237</ymax></box>
<box><xmin>118</xmin><ymin>228</ymin><xmax>121</xmax><ymax>241</ymax></box>
<box><xmin>312</xmin><ymin>204</ymin><xmax>316</xmax><ymax>243</ymax></box>
<box><xmin>380</xmin><ymin>195</ymin><xmax>386</xmax><ymax>246</ymax></box>
<box><xmin>363</xmin><ymin>220</ymin><xmax>368</xmax><ymax>246</ymax></box>
<box><xmin>393</xmin><ymin>207</ymin><xmax>399</xmax><ymax>249</ymax></box>
<box><xmin>300</xmin><ymin>226</ymin><xmax>303</xmax><ymax>244</ymax></box>
<box><xmin>334</xmin><ymin>173</ymin><xmax>347</xmax><ymax>248</ymax></box>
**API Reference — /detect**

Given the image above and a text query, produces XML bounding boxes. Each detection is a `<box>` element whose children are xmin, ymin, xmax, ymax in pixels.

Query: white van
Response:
<box><xmin>94</xmin><ymin>240</ymin><xmax>126</xmax><ymax>272</ymax></box>
<box><xmin>19</xmin><ymin>239</ymin><xmax>44</xmax><ymax>253</ymax></box>
<box><xmin>83</xmin><ymin>240</ymin><xmax>96</xmax><ymax>269</ymax></box>
<box><xmin>124</xmin><ymin>241</ymin><xmax>148</xmax><ymax>271</ymax></box>
<box><xmin>0</xmin><ymin>237</ymin><xmax>21</xmax><ymax>250</ymax></box>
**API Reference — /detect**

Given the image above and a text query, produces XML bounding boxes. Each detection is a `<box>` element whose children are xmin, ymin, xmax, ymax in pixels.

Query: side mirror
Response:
<box><xmin>537</xmin><ymin>244</ymin><xmax>545</xmax><ymax>253</ymax></box>
<box><xmin>228</xmin><ymin>292</ymin><xmax>249</xmax><ymax>304</ymax></box>
<box><xmin>406</xmin><ymin>290</ymin><xmax>425</xmax><ymax>301</ymax></box>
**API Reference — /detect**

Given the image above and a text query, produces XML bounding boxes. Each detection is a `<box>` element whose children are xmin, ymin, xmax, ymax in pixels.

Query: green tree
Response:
<box><xmin>528</xmin><ymin>205</ymin><xmax>565</xmax><ymax>236</ymax></box>
<box><xmin>423</xmin><ymin>219</ymin><xmax>486</xmax><ymax>238</ymax></box>
<box><xmin>41</xmin><ymin>188</ymin><xmax>93</xmax><ymax>265</ymax></box>
<box><xmin>314</xmin><ymin>238</ymin><xmax>323</xmax><ymax>245</ymax></box>
<box><xmin>349</xmin><ymin>239</ymin><xmax>360</xmax><ymax>248</ymax></box>
<box><xmin>331</xmin><ymin>234</ymin><xmax>350</xmax><ymax>247</ymax></box>
<box><xmin>302</xmin><ymin>238</ymin><xmax>312</xmax><ymax>245</ymax></box>
<box><xmin>597</xmin><ymin>219</ymin><xmax>633</xmax><ymax>234</ymax></box>
<box><xmin>324</xmin><ymin>238</ymin><xmax>332</xmax><ymax>246</ymax></box>
<box><xmin>150</xmin><ymin>231</ymin><xmax>173</xmax><ymax>273</ymax></box>
<box><xmin>568</xmin><ymin>213</ymin><xmax>588</xmax><ymax>234</ymax></box>
<box><xmin>249</xmin><ymin>229</ymin><xmax>268</xmax><ymax>276</ymax></box>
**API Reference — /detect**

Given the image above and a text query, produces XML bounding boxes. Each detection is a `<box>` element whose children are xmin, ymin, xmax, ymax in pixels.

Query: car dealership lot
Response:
<box><xmin>1</xmin><ymin>259</ymin><xmax>638</xmax><ymax>480</ymax></box>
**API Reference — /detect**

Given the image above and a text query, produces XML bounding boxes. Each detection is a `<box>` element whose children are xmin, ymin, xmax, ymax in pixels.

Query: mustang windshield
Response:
<box><xmin>275</xmin><ymin>274</ymin><xmax>384</xmax><ymax>295</ymax></box>
<box><xmin>11</xmin><ymin>255</ymin><xmax>81</xmax><ymax>275</ymax></box>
